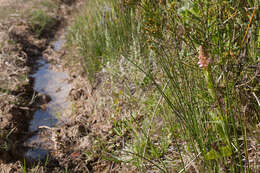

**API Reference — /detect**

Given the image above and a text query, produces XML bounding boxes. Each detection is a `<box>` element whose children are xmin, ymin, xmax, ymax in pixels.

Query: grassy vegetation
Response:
<box><xmin>23</xmin><ymin>0</ymin><xmax>59</xmax><ymax>37</ymax></box>
<box><xmin>68</xmin><ymin>0</ymin><xmax>259</xmax><ymax>172</ymax></box>
<box><xmin>28</xmin><ymin>9</ymin><xmax>58</xmax><ymax>38</ymax></box>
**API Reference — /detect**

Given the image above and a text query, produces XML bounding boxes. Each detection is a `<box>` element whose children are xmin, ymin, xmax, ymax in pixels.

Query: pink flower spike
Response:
<box><xmin>198</xmin><ymin>45</ymin><xmax>210</xmax><ymax>68</ymax></box>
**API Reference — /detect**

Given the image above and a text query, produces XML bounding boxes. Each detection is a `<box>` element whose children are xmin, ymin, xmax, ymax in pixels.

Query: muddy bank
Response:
<box><xmin>0</xmin><ymin>21</ymin><xmax>36</xmax><ymax>163</ymax></box>
<box><xmin>0</xmin><ymin>0</ymin><xmax>83</xmax><ymax>171</ymax></box>
<box><xmin>1</xmin><ymin>0</ymin><xmax>130</xmax><ymax>172</ymax></box>
<box><xmin>24</xmin><ymin>40</ymin><xmax>72</xmax><ymax>161</ymax></box>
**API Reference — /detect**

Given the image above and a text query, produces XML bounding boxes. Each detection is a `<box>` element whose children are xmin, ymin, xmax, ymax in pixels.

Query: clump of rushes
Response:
<box><xmin>68</xmin><ymin>0</ymin><xmax>259</xmax><ymax>172</ymax></box>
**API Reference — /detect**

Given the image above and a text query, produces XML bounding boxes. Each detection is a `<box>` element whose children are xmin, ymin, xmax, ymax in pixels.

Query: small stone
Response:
<box><xmin>37</xmin><ymin>93</ymin><xmax>51</xmax><ymax>104</ymax></box>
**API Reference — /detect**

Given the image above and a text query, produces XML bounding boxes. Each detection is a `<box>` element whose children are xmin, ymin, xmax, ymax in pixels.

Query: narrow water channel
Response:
<box><xmin>24</xmin><ymin>39</ymin><xmax>72</xmax><ymax>161</ymax></box>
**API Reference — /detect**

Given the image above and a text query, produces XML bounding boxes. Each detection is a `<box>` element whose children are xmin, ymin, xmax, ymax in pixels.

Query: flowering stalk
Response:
<box><xmin>198</xmin><ymin>45</ymin><xmax>231</xmax><ymax>148</ymax></box>
<box><xmin>198</xmin><ymin>45</ymin><xmax>222</xmax><ymax>118</ymax></box>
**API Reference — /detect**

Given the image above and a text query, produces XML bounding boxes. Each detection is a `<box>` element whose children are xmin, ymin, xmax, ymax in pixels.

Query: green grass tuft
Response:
<box><xmin>29</xmin><ymin>10</ymin><xmax>57</xmax><ymax>37</ymax></box>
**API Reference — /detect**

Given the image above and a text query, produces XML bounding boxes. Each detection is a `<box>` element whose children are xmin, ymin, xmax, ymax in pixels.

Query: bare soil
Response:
<box><xmin>1</xmin><ymin>0</ymin><xmax>129</xmax><ymax>172</ymax></box>
<box><xmin>0</xmin><ymin>0</ymin><xmax>84</xmax><ymax>172</ymax></box>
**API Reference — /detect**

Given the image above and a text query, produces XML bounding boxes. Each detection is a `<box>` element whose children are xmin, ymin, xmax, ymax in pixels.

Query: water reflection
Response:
<box><xmin>24</xmin><ymin>40</ymin><xmax>72</xmax><ymax>161</ymax></box>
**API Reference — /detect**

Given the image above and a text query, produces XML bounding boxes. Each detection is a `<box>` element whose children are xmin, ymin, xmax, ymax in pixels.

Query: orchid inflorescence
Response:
<box><xmin>198</xmin><ymin>45</ymin><xmax>211</xmax><ymax>68</ymax></box>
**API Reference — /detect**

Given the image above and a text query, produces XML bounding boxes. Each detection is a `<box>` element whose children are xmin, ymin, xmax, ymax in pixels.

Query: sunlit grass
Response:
<box><xmin>67</xmin><ymin>0</ymin><xmax>260</xmax><ymax>172</ymax></box>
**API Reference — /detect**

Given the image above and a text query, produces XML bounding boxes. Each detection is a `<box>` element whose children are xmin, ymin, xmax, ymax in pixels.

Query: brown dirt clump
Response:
<box><xmin>0</xmin><ymin>20</ymin><xmax>35</xmax><ymax>160</ymax></box>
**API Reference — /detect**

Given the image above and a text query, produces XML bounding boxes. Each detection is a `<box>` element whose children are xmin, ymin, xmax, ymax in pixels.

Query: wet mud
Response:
<box><xmin>1</xmin><ymin>0</ymin><xmax>75</xmax><ymax>167</ymax></box>
<box><xmin>24</xmin><ymin>39</ymin><xmax>72</xmax><ymax>161</ymax></box>
<box><xmin>1</xmin><ymin>1</ymin><xmax>124</xmax><ymax>172</ymax></box>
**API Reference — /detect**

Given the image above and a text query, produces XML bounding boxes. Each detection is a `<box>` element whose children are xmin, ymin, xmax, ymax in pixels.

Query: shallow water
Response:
<box><xmin>53</xmin><ymin>39</ymin><xmax>65</xmax><ymax>51</ymax></box>
<box><xmin>24</xmin><ymin>40</ymin><xmax>72</xmax><ymax>161</ymax></box>
<box><xmin>29</xmin><ymin>59</ymin><xmax>72</xmax><ymax>129</ymax></box>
